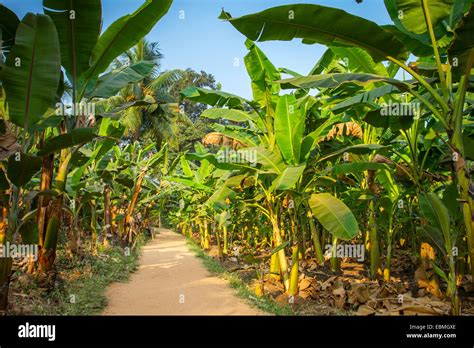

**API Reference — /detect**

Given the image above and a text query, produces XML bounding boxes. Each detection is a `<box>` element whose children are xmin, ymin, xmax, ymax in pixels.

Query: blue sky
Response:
<box><xmin>4</xmin><ymin>0</ymin><xmax>392</xmax><ymax>99</ymax></box>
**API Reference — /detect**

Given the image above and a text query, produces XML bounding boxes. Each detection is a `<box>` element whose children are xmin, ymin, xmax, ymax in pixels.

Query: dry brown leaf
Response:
<box><xmin>321</xmin><ymin>276</ymin><xmax>337</xmax><ymax>291</ymax></box>
<box><xmin>382</xmin><ymin>299</ymin><xmax>393</xmax><ymax>312</ymax></box>
<box><xmin>351</xmin><ymin>283</ymin><xmax>370</xmax><ymax>304</ymax></box>
<box><xmin>299</xmin><ymin>289</ymin><xmax>312</xmax><ymax>300</ymax></box>
<box><xmin>334</xmin><ymin>296</ymin><xmax>346</xmax><ymax>309</ymax></box>
<box><xmin>388</xmin><ymin>309</ymin><xmax>401</xmax><ymax>316</ymax></box>
<box><xmin>202</xmin><ymin>132</ymin><xmax>245</xmax><ymax>150</ymax></box>
<box><xmin>420</xmin><ymin>242</ymin><xmax>435</xmax><ymax>261</ymax></box>
<box><xmin>309</xmin><ymin>287</ymin><xmax>319</xmax><ymax>300</ymax></box>
<box><xmin>416</xmin><ymin>266</ymin><xmax>443</xmax><ymax>298</ymax></box>
<box><xmin>333</xmin><ymin>286</ymin><xmax>346</xmax><ymax>297</ymax></box>
<box><xmin>299</xmin><ymin>278</ymin><xmax>313</xmax><ymax>291</ymax></box>
<box><xmin>398</xmin><ymin>305</ymin><xmax>439</xmax><ymax>316</ymax></box>
<box><xmin>356</xmin><ymin>304</ymin><xmax>376</xmax><ymax>316</ymax></box>
<box><xmin>323</xmin><ymin>122</ymin><xmax>363</xmax><ymax>142</ymax></box>
<box><xmin>275</xmin><ymin>293</ymin><xmax>289</xmax><ymax>306</ymax></box>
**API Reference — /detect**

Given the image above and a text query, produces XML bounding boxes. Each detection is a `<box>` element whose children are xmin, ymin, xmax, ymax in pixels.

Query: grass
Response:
<box><xmin>185</xmin><ymin>237</ymin><xmax>293</xmax><ymax>316</ymax></box>
<box><xmin>12</xmin><ymin>229</ymin><xmax>292</xmax><ymax>315</ymax></box>
<box><xmin>11</xmin><ymin>236</ymin><xmax>147</xmax><ymax>315</ymax></box>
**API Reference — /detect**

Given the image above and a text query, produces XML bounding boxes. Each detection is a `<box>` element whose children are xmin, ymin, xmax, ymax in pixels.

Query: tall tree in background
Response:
<box><xmin>168</xmin><ymin>69</ymin><xmax>218</xmax><ymax>151</ymax></box>
<box><xmin>169</xmin><ymin>69</ymin><xmax>217</xmax><ymax>121</ymax></box>
<box><xmin>96</xmin><ymin>39</ymin><xmax>188</xmax><ymax>148</ymax></box>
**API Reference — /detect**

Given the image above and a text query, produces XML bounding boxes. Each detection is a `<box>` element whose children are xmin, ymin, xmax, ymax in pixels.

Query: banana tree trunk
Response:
<box><xmin>448</xmin><ymin>249</ymin><xmax>461</xmax><ymax>315</ymax></box>
<box><xmin>0</xmin><ymin>206</ymin><xmax>11</xmax><ymax>313</ymax></box>
<box><xmin>331</xmin><ymin>236</ymin><xmax>340</xmax><ymax>273</ymax></box>
<box><xmin>452</xmin><ymin>150</ymin><xmax>473</xmax><ymax>277</ymax></box>
<box><xmin>103</xmin><ymin>185</ymin><xmax>111</xmax><ymax>246</ymax></box>
<box><xmin>383</xmin><ymin>216</ymin><xmax>394</xmax><ymax>282</ymax></box>
<box><xmin>307</xmin><ymin>210</ymin><xmax>324</xmax><ymax>264</ymax></box>
<box><xmin>111</xmin><ymin>205</ymin><xmax>117</xmax><ymax>240</ymax></box>
<box><xmin>0</xmin><ymin>259</ymin><xmax>12</xmax><ymax>313</ymax></box>
<box><xmin>269</xmin><ymin>252</ymin><xmax>280</xmax><ymax>280</ymax></box>
<box><xmin>123</xmin><ymin>169</ymin><xmax>146</xmax><ymax>244</ymax></box>
<box><xmin>451</xmin><ymin>73</ymin><xmax>474</xmax><ymax>277</ymax></box>
<box><xmin>197</xmin><ymin>219</ymin><xmax>204</xmax><ymax>247</ymax></box>
<box><xmin>30</xmin><ymin>154</ymin><xmax>54</xmax><ymax>273</ymax></box>
<box><xmin>90</xmin><ymin>200</ymin><xmax>97</xmax><ymax>252</ymax></box>
<box><xmin>215</xmin><ymin>223</ymin><xmax>223</xmax><ymax>258</ymax></box>
<box><xmin>37</xmin><ymin>153</ymin><xmax>54</xmax><ymax>249</ymax></box>
<box><xmin>223</xmin><ymin>225</ymin><xmax>228</xmax><ymax>255</ymax></box>
<box><xmin>368</xmin><ymin>200</ymin><xmax>380</xmax><ymax>279</ymax></box>
<box><xmin>72</xmin><ymin>199</ymin><xmax>82</xmax><ymax>249</ymax></box>
<box><xmin>203</xmin><ymin>220</ymin><xmax>210</xmax><ymax>250</ymax></box>
<box><xmin>38</xmin><ymin>199</ymin><xmax>60</xmax><ymax>272</ymax></box>
<box><xmin>270</xmin><ymin>210</ymin><xmax>289</xmax><ymax>291</ymax></box>
<box><xmin>287</xmin><ymin>243</ymin><xmax>299</xmax><ymax>296</ymax></box>
<box><xmin>38</xmin><ymin>149</ymin><xmax>72</xmax><ymax>273</ymax></box>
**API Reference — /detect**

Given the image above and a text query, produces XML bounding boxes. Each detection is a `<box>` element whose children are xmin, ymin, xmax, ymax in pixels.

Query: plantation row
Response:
<box><xmin>0</xmin><ymin>0</ymin><xmax>473</xmax><ymax>315</ymax></box>
<box><xmin>0</xmin><ymin>0</ymin><xmax>179</xmax><ymax>313</ymax></box>
<box><xmin>168</xmin><ymin>1</ymin><xmax>474</xmax><ymax>315</ymax></box>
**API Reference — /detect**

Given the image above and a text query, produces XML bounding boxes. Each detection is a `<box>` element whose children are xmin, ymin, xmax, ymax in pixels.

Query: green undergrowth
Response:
<box><xmin>11</xmin><ymin>235</ymin><xmax>147</xmax><ymax>315</ymax></box>
<box><xmin>185</xmin><ymin>236</ymin><xmax>293</xmax><ymax>316</ymax></box>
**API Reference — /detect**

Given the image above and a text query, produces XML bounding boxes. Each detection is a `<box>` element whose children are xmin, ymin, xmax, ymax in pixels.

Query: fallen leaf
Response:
<box><xmin>299</xmin><ymin>278</ymin><xmax>313</xmax><ymax>291</ymax></box>
<box><xmin>333</xmin><ymin>286</ymin><xmax>346</xmax><ymax>297</ymax></box>
<box><xmin>356</xmin><ymin>304</ymin><xmax>376</xmax><ymax>316</ymax></box>
<box><xmin>351</xmin><ymin>283</ymin><xmax>370</xmax><ymax>303</ymax></box>
<box><xmin>299</xmin><ymin>289</ymin><xmax>311</xmax><ymax>300</ymax></box>
<box><xmin>420</xmin><ymin>242</ymin><xmax>435</xmax><ymax>261</ymax></box>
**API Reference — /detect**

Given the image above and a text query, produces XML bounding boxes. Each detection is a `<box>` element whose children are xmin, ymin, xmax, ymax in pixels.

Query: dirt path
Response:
<box><xmin>103</xmin><ymin>228</ymin><xmax>261</xmax><ymax>315</ymax></box>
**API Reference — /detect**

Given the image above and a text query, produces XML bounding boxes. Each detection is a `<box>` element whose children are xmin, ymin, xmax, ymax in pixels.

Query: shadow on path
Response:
<box><xmin>102</xmin><ymin>228</ymin><xmax>261</xmax><ymax>315</ymax></box>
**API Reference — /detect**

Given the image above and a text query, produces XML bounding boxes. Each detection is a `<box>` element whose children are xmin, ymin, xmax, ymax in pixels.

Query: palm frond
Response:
<box><xmin>93</xmin><ymin>96</ymin><xmax>126</xmax><ymax>114</ymax></box>
<box><xmin>121</xmin><ymin>107</ymin><xmax>142</xmax><ymax>137</ymax></box>
<box><xmin>147</xmin><ymin>69</ymin><xmax>184</xmax><ymax>94</ymax></box>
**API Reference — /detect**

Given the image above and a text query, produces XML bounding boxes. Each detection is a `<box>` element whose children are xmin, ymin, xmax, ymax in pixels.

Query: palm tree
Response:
<box><xmin>97</xmin><ymin>39</ymin><xmax>190</xmax><ymax>148</ymax></box>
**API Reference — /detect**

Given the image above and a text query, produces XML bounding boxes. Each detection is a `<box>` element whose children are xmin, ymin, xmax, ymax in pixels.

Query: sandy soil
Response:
<box><xmin>102</xmin><ymin>228</ymin><xmax>261</xmax><ymax>315</ymax></box>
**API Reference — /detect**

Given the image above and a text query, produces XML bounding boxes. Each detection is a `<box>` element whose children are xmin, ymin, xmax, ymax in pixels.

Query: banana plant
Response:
<box><xmin>419</xmin><ymin>192</ymin><xmax>461</xmax><ymax>314</ymax></box>
<box><xmin>181</xmin><ymin>40</ymin><xmax>376</xmax><ymax>293</ymax></box>
<box><xmin>376</xmin><ymin>169</ymin><xmax>401</xmax><ymax>281</ymax></box>
<box><xmin>34</xmin><ymin>0</ymin><xmax>172</xmax><ymax>271</ymax></box>
<box><xmin>170</xmin><ymin>144</ymin><xmax>240</xmax><ymax>249</ymax></box>
<box><xmin>0</xmin><ymin>0</ymin><xmax>174</xmax><ymax>312</ymax></box>
<box><xmin>97</xmin><ymin>141</ymin><xmax>167</xmax><ymax>245</ymax></box>
<box><xmin>0</xmin><ymin>9</ymin><xmax>63</xmax><ymax>307</ymax></box>
<box><xmin>220</xmin><ymin>1</ymin><xmax>474</xmax><ymax>278</ymax></box>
